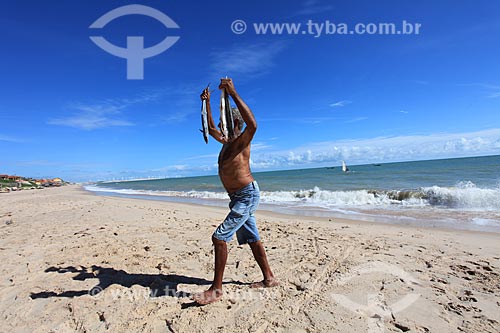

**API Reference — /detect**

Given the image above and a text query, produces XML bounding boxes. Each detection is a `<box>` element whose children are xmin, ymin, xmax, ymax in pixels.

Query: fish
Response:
<box><xmin>224</xmin><ymin>88</ymin><xmax>234</xmax><ymax>139</ymax></box>
<box><xmin>200</xmin><ymin>99</ymin><xmax>209</xmax><ymax>143</ymax></box>
<box><xmin>219</xmin><ymin>87</ymin><xmax>228</xmax><ymax>139</ymax></box>
<box><xmin>220</xmin><ymin>86</ymin><xmax>234</xmax><ymax>140</ymax></box>
<box><xmin>200</xmin><ymin>84</ymin><xmax>210</xmax><ymax>144</ymax></box>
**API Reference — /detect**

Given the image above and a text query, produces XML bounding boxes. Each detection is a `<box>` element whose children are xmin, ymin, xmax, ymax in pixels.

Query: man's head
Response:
<box><xmin>217</xmin><ymin>107</ymin><xmax>245</xmax><ymax>140</ymax></box>
<box><xmin>232</xmin><ymin>107</ymin><xmax>244</xmax><ymax>131</ymax></box>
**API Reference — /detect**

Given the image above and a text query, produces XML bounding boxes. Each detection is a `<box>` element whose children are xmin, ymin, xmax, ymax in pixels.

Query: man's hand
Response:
<box><xmin>219</xmin><ymin>78</ymin><xmax>237</xmax><ymax>96</ymax></box>
<box><xmin>200</xmin><ymin>87</ymin><xmax>210</xmax><ymax>101</ymax></box>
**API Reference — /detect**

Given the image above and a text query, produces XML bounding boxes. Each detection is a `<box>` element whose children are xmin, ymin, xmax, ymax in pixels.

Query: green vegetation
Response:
<box><xmin>0</xmin><ymin>180</ymin><xmax>34</xmax><ymax>189</ymax></box>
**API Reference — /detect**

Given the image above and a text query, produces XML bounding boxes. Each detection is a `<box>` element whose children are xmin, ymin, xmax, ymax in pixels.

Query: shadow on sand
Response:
<box><xmin>30</xmin><ymin>265</ymin><xmax>246</xmax><ymax>302</ymax></box>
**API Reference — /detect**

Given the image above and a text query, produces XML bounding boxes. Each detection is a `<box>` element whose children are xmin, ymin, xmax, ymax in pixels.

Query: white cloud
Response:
<box><xmin>47</xmin><ymin>92</ymin><xmax>162</xmax><ymax>130</ymax></box>
<box><xmin>210</xmin><ymin>42</ymin><xmax>286</xmax><ymax>79</ymax></box>
<box><xmin>154</xmin><ymin>164</ymin><xmax>190</xmax><ymax>172</ymax></box>
<box><xmin>14</xmin><ymin>160</ymin><xmax>58</xmax><ymax>167</ymax></box>
<box><xmin>251</xmin><ymin>142</ymin><xmax>272</xmax><ymax>151</ymax></box>
<box><xmin>48</xmin><ymin>104</ymin><xmax>134</xmax><ymax>130</ymax></box>
<box><xmin>151</xmin><ymin>84</ymin><xmax>201</xmax><ymax>125</ymax></box>
<box><xmin>75</xmin><ymin>129</ymin><xmax>500</xmax><ymax>182</ymax></box>
<box><xmin>345</xmin><ymin>116</ymin><xmax>368</xmax><ymax>123</ymax></box>
<box><xmin>249</xmin><ymin>129</ymin><xmax>500</xmax><ymax>170</ymax></box>
<box><xmin>459</xmin><ymin>82</ymin><xmax>500</xmax><ymax>99</ymax></box>
<box><xmin>461</xmin><ymin>83</ymin><xmax>500</xmax><ymax>90</ymax></box>
<box><xmin>182</xmin><ymin>153</ymin><xmax>219</xmax><ymax>161</ymax></box>
<box><xmin>412</xmin><ymin>80</ymin><xmax>429</xmax><ymax>85</ymax></box>
<box><xmin>330</xmin><ymin>100</ymin><xmax>352</xmax><ymax>107</ymax></box>
<box><xmin>160</xmin><ymin>112</ymin><xmax>189</xmax><ymax>124</ymax></box>
<box><xmin>260</xmin><ymin>116</ymin><xmax>339</xmax><ymax>124</ymax></box>
<box><xmin>0</xmin><ymin>134</ymin><xmax>22</xmax><ymax>143</ymax></box>
<box><xmin>294</xmin><ymin>0</ymin><xmax>334</xmax><ymax>16</ymax></box>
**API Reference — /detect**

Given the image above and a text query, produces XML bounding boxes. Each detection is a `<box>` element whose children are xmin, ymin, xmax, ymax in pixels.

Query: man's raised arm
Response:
<box><xmin>219</xmin><ymin>79</ymin><xmax>257</xmax><ymax>137</ymax></box>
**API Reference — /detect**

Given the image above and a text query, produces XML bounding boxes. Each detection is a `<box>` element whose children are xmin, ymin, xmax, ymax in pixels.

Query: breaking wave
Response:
<box><xmin>85</xmin><ymin>181</ymin><xmax>500</xmax><ymax>211</ymax></box>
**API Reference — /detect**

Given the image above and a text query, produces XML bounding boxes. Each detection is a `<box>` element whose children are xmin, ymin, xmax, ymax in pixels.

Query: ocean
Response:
<box><xmin>85</xmin><ymin>155</ymin><xmax>500</xmax><ymax>233</ymax></box>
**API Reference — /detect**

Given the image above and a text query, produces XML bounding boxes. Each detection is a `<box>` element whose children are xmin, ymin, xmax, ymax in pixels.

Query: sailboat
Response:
<box><xmin>341</xmin><ymin>160</ymin><xmax>349</xmax><ymax>173</ymax></box>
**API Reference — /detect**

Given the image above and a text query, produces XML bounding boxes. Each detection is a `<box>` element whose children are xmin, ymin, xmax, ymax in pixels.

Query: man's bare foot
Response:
<box><xmin>250</xmin><ymin>278</ymin><xmax>280</xmax><ymax>288</ymax></box>
<box><xmin>192</xmin><ymin>288</ymin><xmax>223</xmax><ymax>305</ymax></box>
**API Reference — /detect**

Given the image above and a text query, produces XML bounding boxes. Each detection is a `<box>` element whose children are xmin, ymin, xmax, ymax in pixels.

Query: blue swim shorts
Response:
<box><xmin>213</xmin><ymin>181</ymin><xmax>261</xmax><ymax>245</ymax></box>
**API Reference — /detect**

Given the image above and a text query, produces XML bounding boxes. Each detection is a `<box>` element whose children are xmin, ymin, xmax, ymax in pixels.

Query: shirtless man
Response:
<box><xmin>193</xmin><ymin>78</ymin><xmax>279</xmax><ymax>305</ymax></box>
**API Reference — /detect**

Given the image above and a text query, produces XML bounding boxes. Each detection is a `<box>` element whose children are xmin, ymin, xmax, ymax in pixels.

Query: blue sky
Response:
<box><xmin>1</xmin><ymin>0</ymin><xmax>499</xmax><ymax>182</ymax></box>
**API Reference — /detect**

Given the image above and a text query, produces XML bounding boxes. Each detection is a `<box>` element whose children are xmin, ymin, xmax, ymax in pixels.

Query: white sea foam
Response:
<box><xmin>260</xmin><ymin>187</ymin><xmax>397</xmax><ymax>206</ymax></box>
<box><xmin>84</xmin><ymin>183</ymin><xmax>500</xmax><ymax>232</ymax></box>
<box><xmin>471</xmin><ymin>218</ymin><xmax>500</xmax><ymax>226</ymax></box>
<box><xmin>421</xmin><ymin>182</ymin><xmax>500</xmax><ymax>210</ymax></box>
<box><xmin>84</xmin><ymin>185</ymin><xmax>229</xmax><ymax>200</ymax></box>
<box><xmin>85</xmin><ymin>182</ymin><xmax>500</xmax><ymax>211</ymax></box>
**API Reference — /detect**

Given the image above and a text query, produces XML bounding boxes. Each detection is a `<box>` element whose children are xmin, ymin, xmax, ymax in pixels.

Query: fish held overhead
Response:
<box><xmin>200</xmin><ymin>83</ymin><xmax>210</xmax><ymax>144</ymax></box>
<box><xmin>220</xmin><ymin>84</ymin><xmax>235</xmax><ymax>140</ymax></box>
<box><xmin>199</xmin><ymin>78</ymin><xmax>236</xmax><ymax>143</ymax></box>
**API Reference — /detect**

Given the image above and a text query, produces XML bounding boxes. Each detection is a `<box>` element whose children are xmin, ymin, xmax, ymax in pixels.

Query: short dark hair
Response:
<box><xmin>232</xmin><ymin>107</ymin><xmax>244</xmax><ymax>130</ymax></box>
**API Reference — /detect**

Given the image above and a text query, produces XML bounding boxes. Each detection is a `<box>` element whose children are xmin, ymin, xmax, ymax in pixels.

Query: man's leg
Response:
<box><xmin>193</xmin><ymin>236</ymin><xmax>227</xmax><ymax>304</ymax></box>
<box><xmin>249</xmin><ymin>241</ymin><xmax>279</xmax><ymax>288</ymax></box>
<box><xmin>212</xmin><ymin>236</ymin><xmax>227</xmax><ymax>290</ymax></box>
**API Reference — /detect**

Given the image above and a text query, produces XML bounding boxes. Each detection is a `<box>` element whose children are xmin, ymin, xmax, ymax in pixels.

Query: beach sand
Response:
<box><xmin>1</xmin><ymin>185</ymin><xmax>499</xmax><ymax>332</ymax></box>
